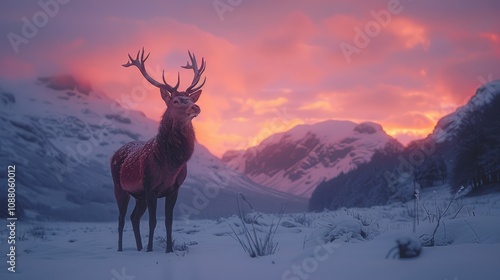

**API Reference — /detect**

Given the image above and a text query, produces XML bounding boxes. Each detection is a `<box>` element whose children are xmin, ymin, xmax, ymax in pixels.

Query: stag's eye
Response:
<box><xmin>173</xmin><ymin>100</ymin><xmax>179</xmax><ymax>105</ymax></box>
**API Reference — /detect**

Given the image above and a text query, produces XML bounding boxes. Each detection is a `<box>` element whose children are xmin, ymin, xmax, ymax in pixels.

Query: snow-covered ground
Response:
<box><xmin>2</xmin><ymin>186</ymin><xmax>500</xmax><ymax>280</ymax></box>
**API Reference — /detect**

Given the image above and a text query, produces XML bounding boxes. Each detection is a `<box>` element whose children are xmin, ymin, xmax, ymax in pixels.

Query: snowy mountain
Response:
<box><xmin>428</xmin><ymin>80</ymin><xmax>500</xmax><ymax>194</ymax></box>
<box><xmin>222</xmin><ymin>120</ymin><xmax>401</xmax><ymax>197</ymax></box>
<box><xmin>431</xmin><ymin>80</ymin><xmax>500</xmax><ymax>143</ymax></box>
<box><xmin>310</xmin><ymin>80</ymin><xmax>500</xmax><ymax>211</ymax></box>
<box><xmin>0</xmin><ymin>76</ymin><xmax>305</xmax><ymax>221</ymax></box>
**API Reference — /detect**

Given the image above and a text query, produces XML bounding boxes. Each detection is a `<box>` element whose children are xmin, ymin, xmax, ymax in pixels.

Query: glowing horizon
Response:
<box><xmin>1</xmin><ymin>0</ymin><xmax>498</xmax><ymax>157</ymax></box>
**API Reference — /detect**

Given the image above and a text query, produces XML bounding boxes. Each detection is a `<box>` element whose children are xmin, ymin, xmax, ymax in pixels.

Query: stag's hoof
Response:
<box><xmin>166</xmin><ymin>247</ymin><xmax>174</xmax><ymax>253</ymax></box>
<box><xmin>146</xmin><ymin>247</ymin><xmax>153</xmax><ymax>252</ymax></box>
<box><xmin>136</xmin><ymin>245</ymin><xmax>143</xmax><ymax>251</ymax></box>
<box><xmin>117</xmin><ymin>248</ymin><xmax>123</xmax><ymax>252</ymax></box>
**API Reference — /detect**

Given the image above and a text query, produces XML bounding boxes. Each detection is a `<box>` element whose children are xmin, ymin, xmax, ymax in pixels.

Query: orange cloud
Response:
<box><xmin>193</xmin><ymin>119</ymin><xmax>246</xmax><ymax>156</ymax></box>
<box><xmin>298</xmin><ymin>91</ymin><xmax>346</xmax><ymax>113</ymax></box>
<box><xmin>384</xmin><ymin>112</ymin><xmax>435</xmax><ymax>130</ymax></box>
<box><xmin>298</xmin><ymin>100</ymin><xmax>334</xmax><ymax>111</ymax></box>
<box><xmin>389</xmin><ymin>18</ymin><xmax>430</xmax><ymax>50</ymax></box>
<box><xmin>391</xmin><ymin>130</ymin><xmax>431</xmax><ymax>145</ymax></box>
<box><xmin>247</xmin><ymin>117</ymin><xmax>304</xmax><ymax>148</ymax></box>
<box><xmin>237</xmin><ymin>97</ymin><xmax>288</xmax><ymax>115</ymax></box>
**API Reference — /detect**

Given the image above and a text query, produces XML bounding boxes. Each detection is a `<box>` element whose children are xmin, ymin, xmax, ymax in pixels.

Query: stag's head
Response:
<box><xmin>123</xmin><ymin>48</ymin><xmax>205</xmax><ymax>123</ymax></box>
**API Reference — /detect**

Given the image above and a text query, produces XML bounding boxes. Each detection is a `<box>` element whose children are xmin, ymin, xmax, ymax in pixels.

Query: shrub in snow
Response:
<box><xmin>280</xmin><ymin>213</ymin><xmax>312</xmax><ymax>228</ymax></box>
<box><xmin>294</xmin><ymin>213</ymin><xmax>312</xmax><ymax>227</ymax></box>
<box><xmin>281</xmin><ymin>221</ymin><xmax>298</xmax><ymax>228</ymax></box>
<box><xmin>324</xmin><ymin>216</ymin><xmax>379</xmax><ymax>242</ymax></box>
<box><xmin>306</xmin><ymin>212</ymin><xmax>380</xmax><ymax>247</ymax></box>
<box><xmin>29</xmin><ymin>225</ymin><xmax>47</xmax><ymax>240</ymax></box>
<box><xmin>421</xmin><ymin>186</ymin><xmax>465</xmax><ymax>246</ymax></box>
<box><xmin>326</xmin><ymin>216</ymin><xmax>364</xmax><ymax>242</ymax></box>
<box><xmin>227</xmin><ymin>194</ymin><xmax>282</xmax><ymax>258</ymax></box>
<box><xmin>386</xmin><ymin>236</ymin><xmax>422</xmax><ymax>259</ymax></box>
<box><xmin>18</xmin><ymin>230</ymin><xmax>29</xmax><ymax>241</ymax></box>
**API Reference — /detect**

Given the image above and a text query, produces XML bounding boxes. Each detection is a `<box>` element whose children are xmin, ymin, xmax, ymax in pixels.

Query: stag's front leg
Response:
<box><xmin>130</xmin><ymin>198</ymin><xmax>147</xmax><ymax>251</ymax></box>
<box><xmin>165</xmin><ymin>190</ymin><xmax>179</xmax><ymax>253</ymax></box>
<box><xmin>145</xmin><ymin>189</ymin><xmax>158</xmax><ymax>252</ymax></box>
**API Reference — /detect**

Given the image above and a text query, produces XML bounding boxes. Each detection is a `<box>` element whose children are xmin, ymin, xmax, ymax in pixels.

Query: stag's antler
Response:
<box><xmin>182</xmin><ymin>51</ymin><xmax>206</xmax><ymax>95</ymax></box>
<box><xmin>123</xmin><ymin>48</ymin><xmax>180</xmax><ymax>94</ymax></box>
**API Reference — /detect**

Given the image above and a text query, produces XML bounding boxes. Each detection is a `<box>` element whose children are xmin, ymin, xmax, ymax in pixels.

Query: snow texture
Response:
<box><xmin>1</xmin><ymin>186</ymin><xmax>499</xmax><ymax>279</ymax></box>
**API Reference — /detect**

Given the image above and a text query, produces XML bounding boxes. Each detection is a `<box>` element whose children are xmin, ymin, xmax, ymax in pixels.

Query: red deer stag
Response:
<box><xmin>111</xmin><ymin>48</ymin><xmax>205</xmax><ymax>253</ymax></box>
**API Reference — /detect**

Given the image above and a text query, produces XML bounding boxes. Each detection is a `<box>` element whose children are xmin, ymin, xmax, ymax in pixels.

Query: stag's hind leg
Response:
<box><xmin>130</xmin><ymin>198</ymin><xmax>147</xmax><ymax>251</ymax></box>
<box><xmin>146</xmin><ymin>193</ymin><xmax>158</xmax><ymax>252</ymax></box>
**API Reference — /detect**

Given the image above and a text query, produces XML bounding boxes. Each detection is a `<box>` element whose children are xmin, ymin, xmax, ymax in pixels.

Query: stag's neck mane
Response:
<box><xmin>154</xmin><ymin>112</ymin><xmax>195</xmax><ymax>167</ymax></box>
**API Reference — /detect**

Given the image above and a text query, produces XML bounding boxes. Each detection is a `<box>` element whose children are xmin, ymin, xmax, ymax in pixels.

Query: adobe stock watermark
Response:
<box><xmin>282</xmin><ymin>239</ymin><xmax>341</xmax><ymax>280</ymax></box>
<box><xmin>213</xmin><ymin>0</ymin><xmax>244</xmax><ymax>22</ymax></box>
<box><xmin>7</xmin><ymin>0</ymin><xmax>71</xmax><ymax>54</ymax></box>
<box><xmin>6</xmin><ymin>165</ymin><xmax>17</xmax><ymax>273</ymax></box>
<box><xmin>339</xmin><ymin>0</ymin><xmax>408</xmax><ymax>63</ymax></box>
<box><xmin>111</xmin><ymin>267</ymin><xmax>135</xmax><ymax>280</ymax></box>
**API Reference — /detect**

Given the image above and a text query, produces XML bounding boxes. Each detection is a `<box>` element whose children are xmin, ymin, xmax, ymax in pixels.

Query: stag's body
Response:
<box><xmin>111</xmin><ymin>49</ymin><xmax>205</xmax><ymax>253</ymax></box>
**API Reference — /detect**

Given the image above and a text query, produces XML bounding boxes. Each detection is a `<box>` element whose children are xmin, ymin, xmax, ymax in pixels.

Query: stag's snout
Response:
<box><xmin>187</xmin><ymin>104</ymin><xmax>201</xmax><ymax>118</ymax></box>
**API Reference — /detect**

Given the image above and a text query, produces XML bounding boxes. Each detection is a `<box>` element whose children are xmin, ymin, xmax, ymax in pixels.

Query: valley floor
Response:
<box><xmin>1</xmin><ymin>186</ymin><xmax>500</xmax><ymax>280</ymax></box>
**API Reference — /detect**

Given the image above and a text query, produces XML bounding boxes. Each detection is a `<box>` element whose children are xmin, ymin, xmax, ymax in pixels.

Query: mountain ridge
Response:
<box><xmin>222</xmin><ymin>119</ymin><xmax>401</xmax><ymax>197</ymax></box>
<box><xmin>431</xmin><ymin>80</ymin><xmax>500</xmax><ymax>144</ymax></box>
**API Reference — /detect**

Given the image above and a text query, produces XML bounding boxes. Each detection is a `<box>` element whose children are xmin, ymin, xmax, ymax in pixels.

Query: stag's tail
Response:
<box><xmin>111</xmin><ymin>151</ymin><xmax>130</xmax><ymax>212</ymax></box>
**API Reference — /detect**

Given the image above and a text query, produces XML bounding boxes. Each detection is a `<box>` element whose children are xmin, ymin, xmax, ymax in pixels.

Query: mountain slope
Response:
<box><xmin>310</xmin><ymin>80</ymin><xmax>500</xmax><ymax>211</ymax></box>
<box><xmin>0</xmin><ymin>76</ymin><xmax>305</xmax><ymax>221</ymax></box>
<box><xmin>438</xmin><ymin>80</ymin><xmax>500</xmax><ymax>193</ymax></box>
<box><xmin>431</xmin><ymin>81</ymin><xmax>500</xmax><ymax>143</ymax></box>
<box><xmin>222</xmin><ymin>120</ymin><xmax>401</xmax><ymax>197</ymax></box>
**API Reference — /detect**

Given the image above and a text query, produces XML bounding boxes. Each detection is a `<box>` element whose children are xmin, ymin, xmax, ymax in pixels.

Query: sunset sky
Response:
<box><xmin>1</xmin><ymin>0</ymin><xmax>499</xmax><ymax>156</ymax></box>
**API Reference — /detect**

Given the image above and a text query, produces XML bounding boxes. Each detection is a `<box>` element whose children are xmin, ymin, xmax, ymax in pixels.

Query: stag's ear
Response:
<box><xmin>189</xmin><ymin>90</ymin><xmax>202</xmax><ymax>103</ymax></box>
<box><xmin>160</xmin><ymin>88</ymin><xmax>172</xmax><ymax>103</ymax></box>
